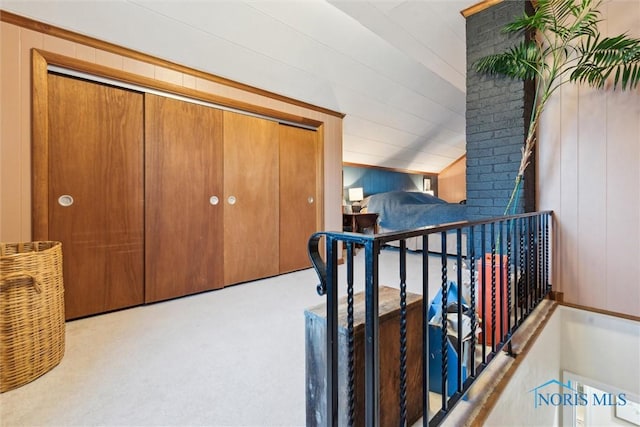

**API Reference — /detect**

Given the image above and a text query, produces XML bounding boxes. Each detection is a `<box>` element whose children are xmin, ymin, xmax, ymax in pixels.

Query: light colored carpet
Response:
<box><xmin>0</xmin><ymin>247</ymin><xmax>462</xmax><ymax>427</ymax></box>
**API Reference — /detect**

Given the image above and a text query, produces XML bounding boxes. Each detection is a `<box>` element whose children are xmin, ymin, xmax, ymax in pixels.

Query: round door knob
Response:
<box><xmin>58</xmin><ymin>195</ymin><xmax>74</xmax><ymax>207</ymax></box>
<box><xmin>308</xmin><ymin>196</ymin><xmax>314</xmax><ymax>204</ymax></box>
<box><xmin>227</xmin><ymin>196</ymin><xmax>237</xmax><ymax>205</ymax></box>
<box><xmin>209</xmin><ymin>196</ymin><xmax>219</xmax><ymax>206</ymax></box>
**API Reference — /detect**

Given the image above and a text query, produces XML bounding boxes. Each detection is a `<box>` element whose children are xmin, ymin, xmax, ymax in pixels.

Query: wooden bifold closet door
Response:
<box><xmin>279</xmin><ymin>125</ymin><xmax>317</xmax><ymax>273</ymax></box>
<box><xmin>43</xmin><ymin>72</ymin><xmax>320</xmax><ymax>317</ymax></box>
<box><xmin>47</xmin><ymin>73</ymin><xmax>145</xmax><ymax>320</ymax></box>
<box><xmin>144</xmin><ymin>94</ymin><xmax>224</xmax><ymax>302</ymax></box>
<box><xmin>223</xmin><ymin>111</ymin><xmax>279</xmax><ymax>285</ymax></box>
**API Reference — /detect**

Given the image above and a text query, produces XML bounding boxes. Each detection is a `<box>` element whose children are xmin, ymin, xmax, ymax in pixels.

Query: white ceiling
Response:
<box><xmin>3</xmin><ymin>0</ymin><xmax>474</xmax><ymax>173</ymax></box>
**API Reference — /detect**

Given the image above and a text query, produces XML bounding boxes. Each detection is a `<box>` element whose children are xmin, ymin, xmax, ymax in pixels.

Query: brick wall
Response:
<box><xmin>465</xmin><ymin>1</ymin><xmax>535</xmax><ymax>219</ymax></box>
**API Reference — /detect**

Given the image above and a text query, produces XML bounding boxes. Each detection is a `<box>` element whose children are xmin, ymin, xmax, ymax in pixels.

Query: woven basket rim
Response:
<box><xmin>0</xmin><ymin>241</ymin><xmax>62</xmax><ymax>259</ymax></box>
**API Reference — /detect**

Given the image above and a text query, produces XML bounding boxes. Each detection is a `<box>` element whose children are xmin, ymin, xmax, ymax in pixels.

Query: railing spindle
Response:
<box><xmin>490</xmin><ymin>222</ymin><xmax>497</xmax><ymax>351</ymax></box>
<box><xmin>456</xmin><ymin>229</ymin><xmax>463</xmax><ymax>393</ymax></box>
<box><xmin>364</xmin><ymin>239</ymin><xmax>380</xmax><ymax>427</ymax></box>
<box><xmin>469</xmin><ymin>226</ymin><xmax>477</xmax><ymax>378</ymax></box>
<box><xmin>440</xmin><ymin>232</ymin><xmax>448</xmax><ymax>412</ymax></box>
<box><xmin>399</xmin><ymin>240</ymin><xmax>408</xmax><ymax>426</ymax></box>
<box><xmin>498</xmin><ymin>221</ymin><xmax>504</xmax><ymax>344</ymax></box>
<box><xmin>480</xmin><ymin>224</ymin><xmax>487</xmax><ymax>362</ymax></box>
<box><xmin>326</xmin><ymin>236</ymin><xmax>339</xmax><ymax>426</ymax></box>
<box><xmin>507</xmin><ymin>220</ymin><xmax>513</xmax><ymax>336</ymax></box>
<box><xmin>545</xmin><ymin>214</ymin><xmax>551</xmax><ymax>293</ymax></box>
<box><xmin>422</xmin><ymin>234</ymin><xmax>430</xmax><ymax>426</ymax></box>
<box><xmin>346</xmin><ymin>242</ymin><xmax>355</xmax><ymax>426</ymax></box>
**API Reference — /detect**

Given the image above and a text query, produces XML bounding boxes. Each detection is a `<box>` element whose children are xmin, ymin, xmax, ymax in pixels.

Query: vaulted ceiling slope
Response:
<box><xmin>3</xmin><ymin>0</ymin><xmax>473</xmax><ymax>173</ymax></box>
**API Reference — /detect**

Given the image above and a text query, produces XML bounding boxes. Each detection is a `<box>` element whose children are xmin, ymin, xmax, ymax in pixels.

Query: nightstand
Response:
<box><xmin>343</xmin><ymin>212</ymin><xmax>379</xmax><ymax>234</ymax></box>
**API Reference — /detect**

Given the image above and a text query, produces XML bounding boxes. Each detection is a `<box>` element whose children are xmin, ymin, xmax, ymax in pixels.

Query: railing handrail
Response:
<box><xmin>315</xmin><ymin>210</ymin><xmax>553</xmax><ymax>246</ymax></box>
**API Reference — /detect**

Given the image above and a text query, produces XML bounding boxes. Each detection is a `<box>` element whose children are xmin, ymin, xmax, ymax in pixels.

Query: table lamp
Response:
<box><xmin>348</xmin><ymin>187</ymin><xmax>364</xmax><ymax>213</ymax></box>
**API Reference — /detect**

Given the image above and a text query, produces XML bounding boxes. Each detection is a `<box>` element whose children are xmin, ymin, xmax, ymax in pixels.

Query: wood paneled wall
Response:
<box><xmin>0</xmin><ymin>13</ymin><xmax>343</xmax><ymax>243</ymax></box>
<box><xmin>538</xmin><ymin>1</ymin><xmax>640</xmax><ymax>317</ymax></box>
<box><xmin>437</xmin><ymin>156</ymin><xmax>466</xmax><ymax>203</ymax></box>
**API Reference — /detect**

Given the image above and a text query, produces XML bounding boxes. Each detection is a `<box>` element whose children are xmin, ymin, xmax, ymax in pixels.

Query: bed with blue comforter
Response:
<box><xmin>364</xmin><ymin>191</ymin><xmax>469</xmax><ymax>231</ymax></box>
<box><xmin>362</xmin><ymin>191</ymin><xmax>469</xmax><ymax>253</ymax></box>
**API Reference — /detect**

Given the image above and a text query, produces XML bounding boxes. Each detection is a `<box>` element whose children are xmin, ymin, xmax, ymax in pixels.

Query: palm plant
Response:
<box><xmin>474</xmin><ymin>0</ymin><xmax>640</xmax><ymax>215</ymax></box>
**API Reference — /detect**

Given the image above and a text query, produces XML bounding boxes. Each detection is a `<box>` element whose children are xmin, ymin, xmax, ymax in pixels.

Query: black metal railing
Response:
<box><xmin>307</xmin><ymin>211</ymin><xmax>553</xmax><ymax>426</ymax></box>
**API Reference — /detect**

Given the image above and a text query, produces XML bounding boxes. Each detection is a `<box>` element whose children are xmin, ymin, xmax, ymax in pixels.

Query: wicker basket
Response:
<box><xmin>0</xmin><ymin>241</ymin><xmax>65</xmax><ymax>393</ymax></box>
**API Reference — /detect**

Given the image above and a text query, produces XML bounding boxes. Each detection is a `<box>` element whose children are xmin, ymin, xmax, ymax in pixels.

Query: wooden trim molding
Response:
<box><xmin>315</xmin><ymin>124</ymin><xmax>326</xmax><ymax>236</ymax></box>
<box><xmin>342</xmin><ymin>162</ymin><xmax>438</xmax><ymax>178</ymax></box>
<box><xmin>1</xmin><ymin>9</ymin><xmax>345</xmax><ymax>119</ymax></box>
<box><xmin>550</xmin><ymin>291</ymin><xmax>639</xmax><ymax>322</ymax></box>
<box><xmin>559</xmin><ymin>301</ymin><xmax>640</xmax><ymax>323</ymax></box>
<box><xmin>31</xmin><ymin>50</ymin><xmax>49</xmax><ymax>240</ymax></box>
<box><xmin>547</xmin><ymin>291</ymin><xmax>564</xmax><ymax>302</ymax></box>
<box><xmin>461</xmin><ymin>0</ymin><xmax>503</xmax><ymax>18</ymax></box>
<box><xmin>35</xmin><ymin>49</ymin><xmax>324</xmax><ymax>128</ymax></box>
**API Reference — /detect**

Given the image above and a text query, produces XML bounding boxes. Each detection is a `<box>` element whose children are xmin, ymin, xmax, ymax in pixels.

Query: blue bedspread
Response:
<box><xmin>365</xmin><ymin>191</ymin><xmax>469</xmax><ymax>231</ymax></box>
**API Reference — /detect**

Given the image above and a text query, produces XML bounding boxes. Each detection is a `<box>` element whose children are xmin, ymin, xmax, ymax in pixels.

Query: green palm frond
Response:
<box><xmin>545</xmin><ymin>0</ymin><xmax>581</xmax><ymax>31</ymax></box>
<box><xmin>474</xmin><ymin>40</ymin><xmax>542</xmax><ymax>81</ymax></box>
<box><xmin>503</xmin><ymin>0</ymin><xmax>575</xmax><ymax>34</ymax></box>
<box><xmin>544</xmin><ymin>0</ymin><xmax>576</xmax><ymax>22</ymax></box>
<box><xmin>503</xmin><ymin>11</ymin><xmax>542</xmax><ymax>34</ymax></box>
<box><xmin>572</xmin><ymin>34</ymin><xmax>640</xmax><ymax>89</ymax></box>
<box><xmin>541</xmin><ymin>0</ymin><xmax>601</xmax><ymax>41</ymax></box>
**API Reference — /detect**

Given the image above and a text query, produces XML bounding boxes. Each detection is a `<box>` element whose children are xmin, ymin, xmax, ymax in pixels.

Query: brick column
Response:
<box><xmin>465</xmin><ymin>1</ymin><xmax>535</xmax><ymax>219</ymax></box>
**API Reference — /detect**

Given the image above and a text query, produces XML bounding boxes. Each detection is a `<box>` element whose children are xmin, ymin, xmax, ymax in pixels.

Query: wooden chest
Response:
<box><xmin>305</xmin><ymin>286</ymin><xmax>424</xmax><ymax>426</ymax></box>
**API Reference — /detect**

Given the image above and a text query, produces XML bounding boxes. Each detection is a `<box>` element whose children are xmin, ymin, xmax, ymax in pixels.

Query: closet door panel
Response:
<box><xmin>47</xmin><ymin>74</ymin><xmax>144</xmax><ymax>319</ymax></box>
<box><xmin>145</xmin><ymin>94</ymin><xmax>224</xmax><ymax>302</ymax></box>
<box><xmin>279</xmin><ymin>125</ymin><xmax>318</xmax><ymax>272</ymax></box>
<box><xmin>223</xmin><ymin>111</ymin><xmax>279</xmax><ymax>284</ymax></box>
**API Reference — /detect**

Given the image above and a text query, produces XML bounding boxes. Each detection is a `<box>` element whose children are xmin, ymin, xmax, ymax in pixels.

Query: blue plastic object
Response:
<box><xmin>428</xmin><ymin>282</ymin><xmax>469</xmax><ymax>398</ymax></box>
